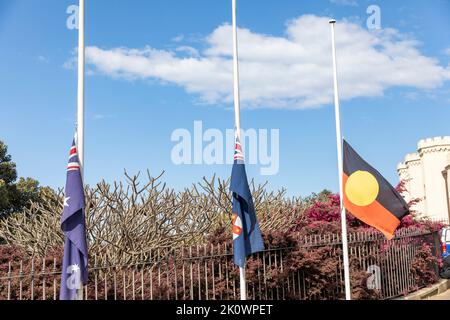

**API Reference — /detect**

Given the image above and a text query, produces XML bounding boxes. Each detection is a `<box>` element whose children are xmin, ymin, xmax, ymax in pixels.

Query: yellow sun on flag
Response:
<box><xmin>345</xmin><ymin>170</ymin><xmax>379</xmax><ymax>207</ymax></box>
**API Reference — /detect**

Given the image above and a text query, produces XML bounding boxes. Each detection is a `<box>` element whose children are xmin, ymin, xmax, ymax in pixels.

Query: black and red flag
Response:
<box><xmin>343</xmin><ymin>140</ymin><xmax>409</xmax><ymax>240</ymax></box>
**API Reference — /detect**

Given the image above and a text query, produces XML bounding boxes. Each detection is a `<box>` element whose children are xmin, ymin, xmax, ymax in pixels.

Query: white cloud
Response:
<box><xmin>172</xmin><ymin>34</ymin><xmax>184</xmax><ymax>42</ymax></box>
<box><xmin>82</xmin><ymin>15</ymin><xmax>450</xmax><ymax>109</ymax></box>
<box><xmin>175</xmin><ymin>46</ymin><xmax>200</xmax><ymax>58</ymax></box>
<box><xmin>445</xmin><ymin>48</ymin><xmax>450</xmax><ymax>56</ymax></box>
<box><xmin>63</xmin><ymin>48</ymin><xmax>78</xmax><ymax>70</ymax></box>
<box><xmin>37</xmin><ymin>55</ymin><xmax>49</xmax><ymax>63</ymax></box>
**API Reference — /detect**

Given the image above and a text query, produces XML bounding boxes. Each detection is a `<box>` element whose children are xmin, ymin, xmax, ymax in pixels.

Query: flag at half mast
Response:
<box><xmin>60</xmin><ymin>136</ymin><xmax>88</xmax><ymax>300</ymax></box>
<box><xmin>343</xmin><ymin>140</ymin><xmax>409</xmax><ymax>240</ymax></box>
<box><xmin>230</xmin><ymin>134</ymin><xmax>265</xmax><ymax>267</ymax></box>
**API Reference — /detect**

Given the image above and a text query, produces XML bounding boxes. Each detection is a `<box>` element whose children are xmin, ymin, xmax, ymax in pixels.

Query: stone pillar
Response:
<box><xmin>404</xmin><ymin>152</ymin><xmax>425</xmax><ymax>215</ymax></box>
<box><xmin>418</xmin><ymin>137</ymin><xmax>450</xmax><ymax>220</ymax></box>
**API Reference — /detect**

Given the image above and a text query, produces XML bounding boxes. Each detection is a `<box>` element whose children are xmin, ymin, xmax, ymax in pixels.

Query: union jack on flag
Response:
<box><xmin>67</xmin><ymin>141</ymin><xmax>81</xmax><ymax>172</ymax></box>
<box><xmin>234</xmin><ymin>135</ymin><xmax>245</xmax><ymax>162</ymax></box>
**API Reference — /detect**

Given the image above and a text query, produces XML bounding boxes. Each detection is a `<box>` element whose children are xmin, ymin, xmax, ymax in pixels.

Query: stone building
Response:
<box><xmin>397</xmin><ymin>136</ymin><xmax>450</xmax><ymax>221</ymax></box>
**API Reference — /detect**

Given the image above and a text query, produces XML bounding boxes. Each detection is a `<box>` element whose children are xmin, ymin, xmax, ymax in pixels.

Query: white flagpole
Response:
<box><xmin>329</xmin><ymin>19</ymin><xmax>352</xmax><ymax>301</ymax></box>
<box><xmin>76</xmin><ymin>0</ymin><xmax>85</xmax><ymax>301</ymax></box>
<box><xmin>77</xmin><ymin>0</ymin><xmax>85</xmax><ymax>178</ymax></box>
<box><xmin>232</xmin><ymin>0</ymin><xmax>241</xmax><ymax>139</ymax></box>
<box><xmin>232</xmin><ymin>0</ymin><xmax>247</xmax><ymax>301</ymax></box>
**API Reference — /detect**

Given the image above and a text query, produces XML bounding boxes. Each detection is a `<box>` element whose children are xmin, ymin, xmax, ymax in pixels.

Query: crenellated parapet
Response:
<box><xmin>418</xmin><ymin>136</ymin><xmax>450</xmax><ymax>155</ymax></box>
<box><xmin>397</xmin><ymin>162</ymin><xmax>407</xmax><ymax>173</ymax></box>
<box><xmin>404</xmin><ymin>152</ymin><xmax>421</xmax><ymax>167</ymax></box>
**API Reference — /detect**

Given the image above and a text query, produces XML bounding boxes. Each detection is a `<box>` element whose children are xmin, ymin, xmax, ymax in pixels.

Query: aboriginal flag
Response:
<box><xmin>343</xmin><ymin>140</ymin><xmax>409</xmax><ymax>240</ymax></box>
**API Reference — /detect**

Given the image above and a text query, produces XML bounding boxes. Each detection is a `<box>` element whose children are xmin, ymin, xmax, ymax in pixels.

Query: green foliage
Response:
<box><xmin>0</xmin><ymin>140</ymin><xmax>48</xmax><ymax>218</ymax></box>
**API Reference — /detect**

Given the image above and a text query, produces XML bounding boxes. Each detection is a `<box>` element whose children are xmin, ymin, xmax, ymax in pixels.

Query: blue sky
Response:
<box><xmin>0</xmin><ymin>0</ymin><xmax>449</xmax><ymax>196</ymax></box>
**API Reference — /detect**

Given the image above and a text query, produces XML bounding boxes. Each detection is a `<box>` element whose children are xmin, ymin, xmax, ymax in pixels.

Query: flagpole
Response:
<box><xmin>77</xmin><ymin>0</ymin><xmax>85</xmax><ymax>177</ymax></box>
<box><xmin>76</xmin><ymin>0</ymin><xmax>85</xmax><ymax>301</ymax></box>
<box><xmin>232</xmin><ymin>0</ymin><xmax>247</xmax><ymax>301</ymax></box>
<box><xmin>232</xmin><ymin>0</ymin><xmax>241</xmax><ymax>139</ymax></box>
<box><xmin>329</xmin><ymin>19</ymin><xmax>352</xmax><ymax>301</ymax></box>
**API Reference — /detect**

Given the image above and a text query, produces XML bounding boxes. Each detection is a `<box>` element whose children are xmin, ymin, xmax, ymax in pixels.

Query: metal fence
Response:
<box><xmin>0</xmin><ymin>227</ymin><xmax>442</xmax><ymax>300</ymax></box>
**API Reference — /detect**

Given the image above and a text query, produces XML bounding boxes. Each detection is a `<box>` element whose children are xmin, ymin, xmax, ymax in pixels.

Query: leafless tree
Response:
<box><xmin>0</xmin><ymin>171</ymin><xmax>308</xmax><ymax>265</ymax></box>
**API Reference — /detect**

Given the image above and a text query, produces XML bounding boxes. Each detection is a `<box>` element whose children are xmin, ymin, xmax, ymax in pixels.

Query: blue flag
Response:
<box><xmin>60</xmin><ymin>137</ymin><xmax>88</xmax><ymax>300</ymax></box>
<box><xmin>230</xmin><ymin>135</ymin><xmax>265</xmax><ymax>267</ymax></box>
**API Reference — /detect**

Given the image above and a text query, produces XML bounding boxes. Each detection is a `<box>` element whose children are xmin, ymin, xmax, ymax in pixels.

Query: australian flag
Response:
<box><xmin>60</xmin><ymin>137</ymin><xmax>88</xmax><ymax>300</ymax></box>
<box><xmin>230</xmin><ymin>134</ymin><xmax>265</xmax><ymax>267</ymax></box>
